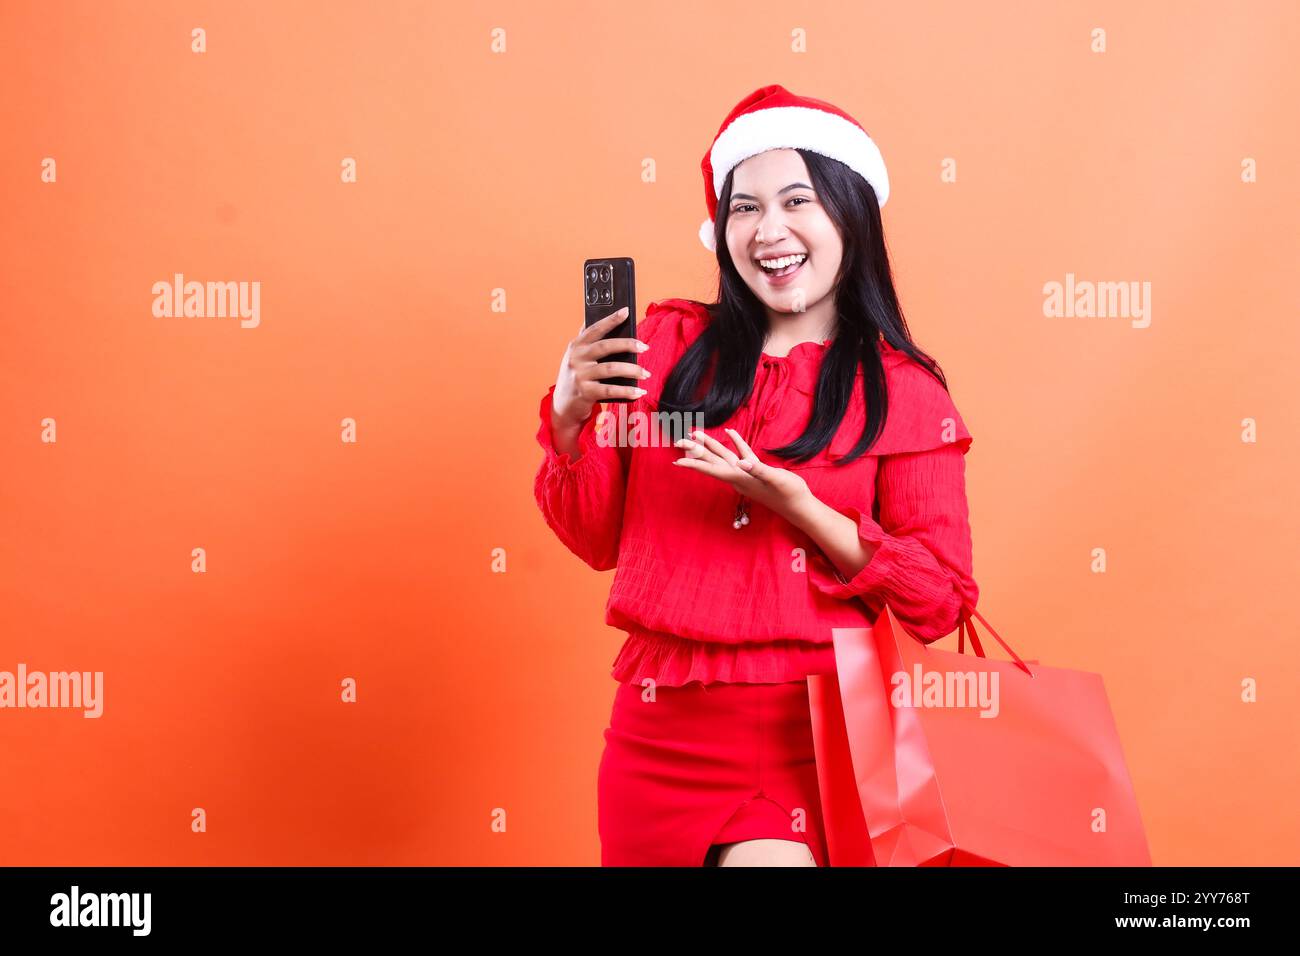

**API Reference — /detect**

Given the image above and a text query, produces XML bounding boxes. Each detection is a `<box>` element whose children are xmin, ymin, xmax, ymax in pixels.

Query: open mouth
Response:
<box><xmin>756</xmin><ymin>253</ymin><xmax>807</xmax><ymax>281</ymax></box>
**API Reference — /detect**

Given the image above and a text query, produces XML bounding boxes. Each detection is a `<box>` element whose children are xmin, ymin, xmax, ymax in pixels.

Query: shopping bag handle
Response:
<box><xmin>956</xmin><ymin>603</ymin><xmax>1033</xmax><ymax>678</ymax></box>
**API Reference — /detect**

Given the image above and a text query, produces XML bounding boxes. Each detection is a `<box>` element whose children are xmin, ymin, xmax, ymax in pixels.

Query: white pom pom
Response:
<box><xmin>698</xmin><ymin>217</ymin><xmax>716</xmax><ymax>252</ymax></box>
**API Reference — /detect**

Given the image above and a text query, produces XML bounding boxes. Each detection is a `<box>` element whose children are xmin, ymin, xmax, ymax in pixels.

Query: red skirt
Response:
<box><xmin>597</xmin><ymin>678</ymin><xmax>833</xmax><ymax>867</ymax></box>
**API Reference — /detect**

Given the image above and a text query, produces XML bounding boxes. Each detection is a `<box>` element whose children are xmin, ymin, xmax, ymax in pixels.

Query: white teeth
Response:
<box><xmin>758</xmin><ymin>253</ymin><xmax>807</xmax><ymax>271</ymax></box>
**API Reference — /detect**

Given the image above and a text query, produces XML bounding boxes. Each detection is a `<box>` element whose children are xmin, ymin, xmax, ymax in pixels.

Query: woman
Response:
<box><xmin>534</xmin><ymin>84</ymin><xmax>979</xmax><ymax>867</ymax></box>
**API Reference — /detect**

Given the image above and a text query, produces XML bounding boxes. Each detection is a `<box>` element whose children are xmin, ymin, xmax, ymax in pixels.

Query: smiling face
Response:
<box><xmin>724</xmin><ymin>148</ymin><xmax>844</xmax><ymax>329</ymax></box>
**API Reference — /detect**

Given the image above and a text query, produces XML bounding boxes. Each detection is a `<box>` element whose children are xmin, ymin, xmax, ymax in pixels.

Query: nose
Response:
<box><xmin>755</xmin><ymin>206</ymin><xmax>790</xmax><ymax>245</ymax></box>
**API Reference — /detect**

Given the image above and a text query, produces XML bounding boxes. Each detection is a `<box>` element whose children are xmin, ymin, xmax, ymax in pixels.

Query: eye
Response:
<box><xmin>731</xmin><ymin>197</ymin><xmax>812</xmax><ymax>214</ymax></box>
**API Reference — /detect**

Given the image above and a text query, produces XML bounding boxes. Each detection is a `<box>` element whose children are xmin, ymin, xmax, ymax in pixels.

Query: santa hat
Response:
<box><xmin>698</xmin><ymin>84</ymin><xmax>889</xmax><ymax>252</ymax></box>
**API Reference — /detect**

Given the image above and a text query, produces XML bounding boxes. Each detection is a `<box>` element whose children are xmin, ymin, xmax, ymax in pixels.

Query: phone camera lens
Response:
<box><xmin>585</xmin><ymin>288</ymin><xmax>599</xmax><ymax>306</ymax></box>
<box><xmin>601</xmin><ymin>289</ymin><xmax>612</xmax><ymax>304</ymax></box>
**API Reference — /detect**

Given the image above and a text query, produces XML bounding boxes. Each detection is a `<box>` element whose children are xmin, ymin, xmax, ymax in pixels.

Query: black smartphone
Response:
<box><xmin>583</xmin><ymin>257</ymin><xmax>637</xmax><ymax>403</ymax></box>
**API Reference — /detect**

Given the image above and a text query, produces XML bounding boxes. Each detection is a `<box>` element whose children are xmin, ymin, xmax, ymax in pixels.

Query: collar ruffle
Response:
<box><xmin>643</xmin><ymin>298</ymin><xmax>970</xmax><ymax>458</ymax></box>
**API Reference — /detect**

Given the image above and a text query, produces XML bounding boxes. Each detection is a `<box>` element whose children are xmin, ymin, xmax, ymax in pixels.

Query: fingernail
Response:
<box><xmin>636</xmin><ymin>342</ymin><xmax>649</xmax><ymax>352</ymax></box>
<box><xmin>618</xmin><ymin>306</ymin><xmax>629</xmax><ymax>315</ymax></box>
<box><xmin>634</xmin><ymin>387</ymin><xmax>646</xmax><ymax>396</ymax></box>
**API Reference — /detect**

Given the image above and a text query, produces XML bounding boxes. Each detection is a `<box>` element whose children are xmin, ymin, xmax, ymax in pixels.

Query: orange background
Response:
<box><xmin>1</xmin><ymin>0</ymin><xmax>1296</xmax><ymax>865</ymax></box>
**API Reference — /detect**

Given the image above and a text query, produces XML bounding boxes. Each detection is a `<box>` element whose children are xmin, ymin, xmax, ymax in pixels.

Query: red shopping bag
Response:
<box><xmin>807</xmin><ymin>602</ymin><xmax>1152</xmax><ymax>866</ymax></box>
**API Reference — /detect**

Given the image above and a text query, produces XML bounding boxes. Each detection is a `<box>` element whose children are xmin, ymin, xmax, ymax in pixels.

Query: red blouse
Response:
<box><xmin>533</xmin><ymin>297</ymin><xmax>979</xmax><ymax>687</ymax></box>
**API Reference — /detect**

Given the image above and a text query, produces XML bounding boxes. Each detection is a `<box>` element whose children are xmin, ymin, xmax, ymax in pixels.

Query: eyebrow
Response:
<box><xmin>730</xmin><ymin>182</ymin><xmax>814</xmax><ymax>202</ymax></box>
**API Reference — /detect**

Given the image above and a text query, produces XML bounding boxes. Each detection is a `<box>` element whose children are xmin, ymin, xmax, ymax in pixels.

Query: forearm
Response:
<box><xmin>786</xmin><ymin>446</ymin><xmax>979</xmax><ymax>641</ymax></box>
<box><xmin>550</xmin><ymin>407</ymin><xmax>585</xmax><ymax>460</ymax></box>
<box><xmin>786</xmin><ymin>491</ymin><xmax>879</xmax><ymax>583</ymax></box>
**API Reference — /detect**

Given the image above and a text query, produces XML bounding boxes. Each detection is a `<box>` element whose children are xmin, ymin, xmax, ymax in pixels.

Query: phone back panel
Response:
<box><xmin>582</xmin><ymin>257</ymin><xmax>637</xmax><ymax>402</ymax></box>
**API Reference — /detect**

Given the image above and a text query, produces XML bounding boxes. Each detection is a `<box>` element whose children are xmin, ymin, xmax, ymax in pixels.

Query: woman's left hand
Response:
<box><xmin>672</xmin><ymin>428</ymin><xmax>812</xmax><ymax>524</ymax></box>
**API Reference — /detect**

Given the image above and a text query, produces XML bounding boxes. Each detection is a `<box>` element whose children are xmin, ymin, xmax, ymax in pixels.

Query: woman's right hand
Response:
<box><xmin>551</xmin><ymin>306</ymin><xmax>652</xmax><ymax>429</ymax></box>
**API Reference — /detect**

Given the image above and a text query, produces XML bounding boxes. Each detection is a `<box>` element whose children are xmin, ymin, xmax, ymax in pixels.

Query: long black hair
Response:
<box><xmin>656</xmin><ymin>147</ymin><xmax>950</xmax><ymax>466</ymax></box>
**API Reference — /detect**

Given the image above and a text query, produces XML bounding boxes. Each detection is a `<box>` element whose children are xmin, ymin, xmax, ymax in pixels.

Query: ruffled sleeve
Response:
<box><xmin>533</xmin><ymin>383</ymin><xmax>630</xmax><ymax>571</ymax></box>
<box><xmin>532</xmin><ymin>302</ymin><xmax>688</xmax><ymax>571</ymax></box>
<box><xmin>807</xmin><ymin>353</ymin><xmax>978</xmax><ymax>643</ymax></box>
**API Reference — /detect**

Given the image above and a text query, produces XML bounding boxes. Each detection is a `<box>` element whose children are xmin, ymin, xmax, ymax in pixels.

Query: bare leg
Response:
<box><xmin>714</xmin><ymin>838</ymin><xmax>817</xmax><ymax>867</ymax></box>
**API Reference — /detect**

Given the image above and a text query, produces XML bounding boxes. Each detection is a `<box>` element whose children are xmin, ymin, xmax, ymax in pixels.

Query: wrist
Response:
<box><xmin>551</xmin><ymin>408</ymin><xmax>582</xmax><ymax>434</ymax></box>
<box><xmin>549</xmin><ymin>405</ymin><xmax>591</xmax><ymax>459</ymax></box>
<box><xmin>551</xmin><ymin>401</ymin><xmax>592</xmax><ymax>437</ymax></box>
